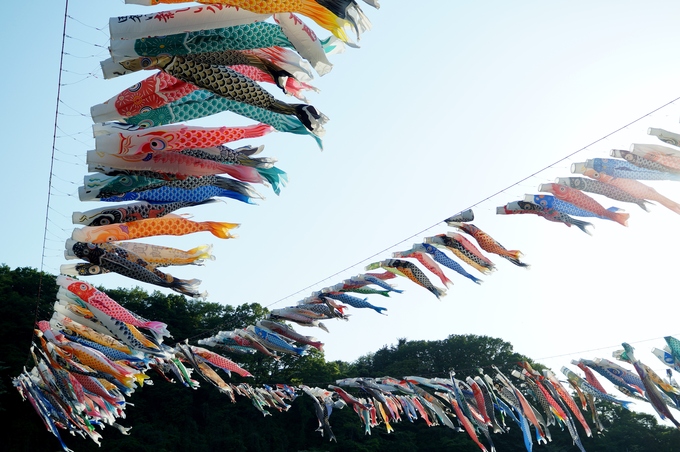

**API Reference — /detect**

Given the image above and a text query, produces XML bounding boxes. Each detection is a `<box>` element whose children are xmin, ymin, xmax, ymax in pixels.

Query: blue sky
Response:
<box><xmin>4</xmin><ymin>0</ymin><xmax>680</xmax><ymax>422</ymax></box>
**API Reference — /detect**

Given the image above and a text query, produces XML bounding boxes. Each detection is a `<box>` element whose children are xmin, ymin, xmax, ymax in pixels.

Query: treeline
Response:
<box><xmin>1</xmin><ymin>265</ymin><xmax>679</xmax><ymax>451</ymax></box>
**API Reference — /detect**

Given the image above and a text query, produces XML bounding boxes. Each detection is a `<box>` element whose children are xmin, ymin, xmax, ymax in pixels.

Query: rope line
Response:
<box><xmin>264</xmin><ymin>95</ymin><xmax>680</xmax><ymax>308</ymax></box>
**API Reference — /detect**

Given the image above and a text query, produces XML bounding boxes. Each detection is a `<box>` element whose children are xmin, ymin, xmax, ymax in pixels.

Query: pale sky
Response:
<box><xmin>4</xmin><ymin>0</ymin><xmax>680</xmax><ymax>425</ymax></box>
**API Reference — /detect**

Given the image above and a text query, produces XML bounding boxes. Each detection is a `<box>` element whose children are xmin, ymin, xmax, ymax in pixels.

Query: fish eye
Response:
<box><xmin>559</xmin><ymin>186</ymin><xmax>566</xmax><ymax>192</ymax></box>
<box><xmin>106</xmin><ymin>235</ymin><xmax>117</xmax><ymax>242</ymax></box>
<box><xmin>88</xmin><ymin>265</ymin><xmax>100</xmax><ymax>275</ymax></box>
<box><xmin>79</xmin><ymin>283</ymin><xmax>88</xmax><ymax>291</ymax></box>
<box><xmin>120</xmin><ymin>176</ymin><xmax>132</xmax><ymax>186</ymax></box>
<box><xmin>149</xmin><ymin>139</ymin><xmax>167</xmax><ymax>151</ymax></box>
<box><xmin>92</xmin><ymin>214</ymin><xmax>114</xmax><ymax>226</ymax></box>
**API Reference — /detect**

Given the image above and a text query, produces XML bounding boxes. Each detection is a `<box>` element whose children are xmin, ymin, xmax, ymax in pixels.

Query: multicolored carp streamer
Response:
<box><xmin>93</xmin><ymin>122</ymin><xmax>274</xmax><ymax>154</ymax></box>
<box><xmin>71</xmin><ymin>214</ymin><xmax>239</xmax><ymax>243</ymax></box>
<box><xmin>365</xmin><ymin>259</ymin><xmax>447</xmax><ymax>299</ymax></box>
<box><xmin>63</xmin><ymin>240</ymin><xmax>205</xmax><ymax>298</ymax></box>
<box><xmin>109</xmin><ymin>17</ymin><xmax>336</xmax><ymax>76</ymax></box>
<box><xmin>123</xmin><ymin>89</ymin><xmax>324</xmax><ymax>148</ymax></box>
<box><xmin>110</xmin><ymin>5</ymin><xmax>271</xmax><ymax>40</ymax></box>
<box><xmin>114</xmin><ymin>55</ymin><xmax>328</xmax><ymax>135</ymax></box>
<box><xmin>447</xmin><ymin>222</ymin><xmax>529</xmax><ymax>268</ymax></box>
<box><xmin>72</xmin><ymin>200</ymin><xmax>213</xmax><ymax>226</ymax></box>
<box><xmin>124</xmin><ymin>0</ymin><xmax>373</xmax><ymax>45</ymax></box>
<box><xmin>539</xmin><ymin>182</ymin><xmax>629</xmax><ymax>226</ymax></box>
<box><xmin>497</xmin><ymin>200</ymin><xmax>594</xmax><ymax>235</ymax></box>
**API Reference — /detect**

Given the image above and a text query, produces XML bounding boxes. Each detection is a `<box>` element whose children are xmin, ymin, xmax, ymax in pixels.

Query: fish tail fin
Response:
<box><xmin>621</xmin><ymin>400</ymin><xmax>634</xmax><ymax>411</ymax></box>
<box><xmin>141</xmin><ymin>320</ymin><xmax>170</xmax><ymax>339</ymax></box>
<box><xmin>293</xmin><ymin>104</ymin><xmax>328</xmax><ymax>135</ymax></box>
<box><xmin>434</xmin><ymin>287</ymin><xmax>447</xmax><ymax>299</ymax></box>
<box><xmin>257</xmin><ymin>166</ymin><xmax>288</xmax><ymax>195</ymax></box>
<box><xmin>571</xmin><ymin>218</ymin><xmax>594</xmax><ymax>235</ymax></box>
<box><xmin>134</xmin><ymin>372</ymin><xmax>150</xmax><ymax>386</ymax></box>
<box><xmin>242</xmin><ymin>123</ymin><xmax>275</xmax><ymax>140</ymax></box>
<box><xmin>659</xmin><ymin>198</ymin><xmax>680</xmax><ymax>215</ymax></box>
<box><xmin>186</xmin><ymin>244</ymin><xmax>215</xmax><ymax>262</ymax></box>
<box><xmin>506</xmin><ymin>249</ymin><xmax>523</xmax><ymax>260</ymax></box>
<box><xmin>639</xmin><ymin>200</ymin><xmax>652</xmax><ymax>212</ymax></box>
<box><xmin>220</xmin><ymin>163</ymin><xmax>265</xmax><ymax>185</ymax></box>
<box><xmin>297</xmin><ymin>0</ymin><xmax>353</xmax><ymax>42</ymax></box>
<box><xmin>471</xmin><ymin>275</ymin><xmax>483</xmax><ymax>285</ymax></box>
<box><xmin>373</xmin><ymin>306</ymin><xmax>388</xmax><ymax>315</ymax></box>
<box><xmin>502</xmin><ymin>255</ymin><xmax>530</xmax><ymax>269</ymax></box>
<box><xmin>613</xmin><ymin>211</ymin><xmax>630</xmax><ymax>226</ymax></box>
<box><xmin>258</xmin><ymin>56</ymin><xmax>295</xmax><ymax>91</ymax></box>
<box><xmin>228</xmin><ymin>191</ymin><xmax>259</xmax><ymax>205</ymax></box>
<box><xmin>172</xmin><ymin>278</ymin><xmax>203</xmax><ymax>298</ymax></box>
<box><xmin>286</xmin><ymin>78</ymin><xmax>320</xmax><ymax>101</ymax></box>
<box><xmin>205</xmin><ymin>221</ymin><xmax>240</xmax><ymax>239</ymax></box>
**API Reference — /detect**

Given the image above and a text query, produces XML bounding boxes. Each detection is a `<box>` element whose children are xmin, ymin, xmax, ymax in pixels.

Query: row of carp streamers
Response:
<box><xmin>14</xmin><ymin>0</ymin><xmax>680</xmax><ymax>447</ymax></box>
<box><xmin>12</xmin><ymin>0</ymin><xmax>381</xmax><ymax>449</ymax></box>
<box><xmin>15</xmin><ymin>279</ymin><xmax>680</xmax><ymax>452</ymax></box>
<box><xmin>497</xmin><ymin>128</ymin><xmax>680</xmax><ymax>231</ymax></box>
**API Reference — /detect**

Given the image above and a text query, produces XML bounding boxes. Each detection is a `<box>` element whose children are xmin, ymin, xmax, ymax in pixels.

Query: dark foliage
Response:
<box><xmin>2</xmin><ymin>265</ymin><xmax>680</xmax><ymax>451</ymax></box>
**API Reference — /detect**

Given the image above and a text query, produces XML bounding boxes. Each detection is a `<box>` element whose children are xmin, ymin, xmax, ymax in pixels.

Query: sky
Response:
<box><xmin>4</xmin><ymin>0</ymin><xmax>680</xmax><ymax>424</ymax></box>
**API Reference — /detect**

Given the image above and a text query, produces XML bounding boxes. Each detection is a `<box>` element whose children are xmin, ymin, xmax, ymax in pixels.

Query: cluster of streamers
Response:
<box><xmin>64</xmin><ymin>0</ymin><xmax>380</xmax><ymax>294</ymax></box>
<box><xmin>314</xmin><ymin>341</ymin><xmax>680</xmax><ymax>451</ymax></box>
<box><xmin>498</xmin><ymin>127</ymin><xmax>680</xmax><ymax>234</ymax></box>
<box><xmin>61</xmin><ymin>240</ymin><xmax>207</xmax><ymax>298</ymax></box>
<box><xmin>13</xmin><ymin>279</ymin><xmax>335</xmax><ymax>450</ymax></box>
<box><xmin>15</xmin><ymin>273</ymin><xmax>680</xmax><ymax>451</ymax></box>
<box><xmin>199</xmin><ymin>317</ymin><xmax>325</xmax><ymax>360</ymax></box>
<box><xmin>313</xmin><ymin>363</ymin><xmax>625</xmax><ymax>451</ymax></box>
<box><xmin>265</xmin><ymin>270</ymin><xmax>403</xmax><ymax>333</ymax></box>
<box><xmin>11</xmin><ymin>277</ymin><xmax>244</xmax><ymax>450</ymax></box>
<box><xmin>354</xmin><ymin>209</ymin><xmax>529</xmax><ymax>301</ymax></box>
<box><xmin>14</xmin><ymin>1</ymin><xmax>385</xmax><ymax>448</ymax></box>
<box><xmin>94</xmin><ymin>1</ymin><xmax>380</xmax><ymax>145</ymax></box>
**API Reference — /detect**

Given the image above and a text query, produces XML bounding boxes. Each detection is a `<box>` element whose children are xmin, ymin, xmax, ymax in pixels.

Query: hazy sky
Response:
<box><xmin>4</xmin><ymin>0</ymin><xmax>680</xmax><ymax>424</ymax></box>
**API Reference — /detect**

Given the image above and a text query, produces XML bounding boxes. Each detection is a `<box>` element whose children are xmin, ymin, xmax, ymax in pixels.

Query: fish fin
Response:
<box><xmin>293</xmin><ymin>104</ymin><xmax>328</xmax><ymax>135</ymax></box>
<box><xmin>571</xmin><ymin>218</ymin><xmax>594</xmax><ymax>235</ymax></box>
<box><xmin>621</xmin><ymin>400</ymin><xmax>634</xmax><ymax>411</ymax></box>
<box><xmin>205</xmin><ymin>221</ymin><xmax>240</xmax><ymax>239</ymax></box>
<box><xmin>501</xmin><ymin>255</ymin><xmax>530</xmax><ymax>269</ymax></box>
<box><xmin>171</xmin><ymin>278</ymin><xmax>203</xmax><ymax>298</ymax></box>
<box><xmin>613</xmin><ymin>211</ymin><xmax>630</xmax><ymax>227</ymax></box>
<box><xmin>243</xmin><ymin>123</ymin><xmax>275</xmax><ymax>139</ymax></box>
<box><xmin>295</xmin><ymin>0</ymin><xmax>354</xmax><ymax>42</ymax></box>
<box><xmin>373</xmin><ymin>306</ymin><xmax>388</xmax><ymax>315</ymax></box>
<box><xmin>257</xmin><ymin>166</ymin><xmax>288</xmax><ymax>195</ymax></box>
<box><xmin>142</xmin><ymin>321</ymin><xmax>170</xmax><ymax>340</ymax></box>
<box><xmin>186</xmin><ymin>244</ymin><xmax>216</xmax><ymax>262</ymax></box>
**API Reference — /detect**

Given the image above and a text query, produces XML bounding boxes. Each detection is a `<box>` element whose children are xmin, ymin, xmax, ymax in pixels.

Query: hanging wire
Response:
<box><xmin>264</xmin><ymin>95</ymin><xmax>680</xmax><ymax>309</ymax></box>
<box><xmin>35</xmin><ymin>0</ymin><xmax>70</xmax><ymax>319</ymax></box>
